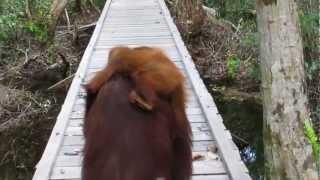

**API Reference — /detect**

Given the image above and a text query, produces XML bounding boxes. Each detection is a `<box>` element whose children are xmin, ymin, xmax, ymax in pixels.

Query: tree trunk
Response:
<box><xmin>256</xmin><ymin>0</ymin><xmax>318</xmax><ymax>179</ymax></box>
<box><xmin>174</xmin><ymin>0</ymin><xmax>205</xmax><ymax>37</ymax></box>
<box><xmin>47</xmin><ymin>0</ymin><xmax>69</xmax><ymax>40</ymax></box>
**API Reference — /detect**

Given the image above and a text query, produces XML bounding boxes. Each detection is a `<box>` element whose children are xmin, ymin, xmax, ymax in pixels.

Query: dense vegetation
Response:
<box><xmin>204</xmin><ymin>0</ymin><xmax>319</xmax><ymax>132</ymax></box>
<box><xmin>205</xmin><ymin>0</ymin><xmax>319</xmax><ymax>177</ymax></box>
<box><xmin>0</xmin><ymin>0</ymin><xmax>104</xmax><ymax>179</ymax></box>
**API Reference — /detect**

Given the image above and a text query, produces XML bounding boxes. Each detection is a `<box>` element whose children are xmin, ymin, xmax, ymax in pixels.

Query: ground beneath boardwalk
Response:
<box><xmin>0</xmin><ymin>8</ymin><xmax>99</xmax><ymax>180</ymax></box>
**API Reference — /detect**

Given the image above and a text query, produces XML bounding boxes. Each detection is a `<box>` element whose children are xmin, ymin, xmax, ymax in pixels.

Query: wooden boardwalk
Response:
<box><xmin>33</xmin><ymin>0</ymin><xmax>251</xmax><ymax>179</ymax></box>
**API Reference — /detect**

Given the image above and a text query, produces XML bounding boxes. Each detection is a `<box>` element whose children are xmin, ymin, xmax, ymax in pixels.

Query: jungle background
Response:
<box><xmin>0</xmin><ymin>0</ymin><xmax>318</xmax><ymax>179</ymax></box>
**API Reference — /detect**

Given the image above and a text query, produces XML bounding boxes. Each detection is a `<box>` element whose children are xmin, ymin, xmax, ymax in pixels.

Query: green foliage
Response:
<box><xmin>304</xmin><ymin>121</ymin><xmax>320</xmax><ymax>169</ymax></box>
<box><xmin>25</xmin><ymin>21</ymin><xmax>48</xmax><ymax>42</ymax></box>
<box><xmin>0</xmin><ymin>0</ymin><xmax>25</xmax><ymax>41</ymax></box>
<box><xmin>227</xmin><ymin>56</ymin><xmax>241</xmax><ymax>79</ymax></box>
<box><xmin>0</xmin><ymin>14</ymin><xmax>21</xmax><ymax>40</ymax></box>
<box><xmin>299</xmin><ymin>10</ymin><xmax>319</xmax><ymax>50</ymax></box>
<box><xmin>297</xmin><ymin>1</ymin><xmax>319</xmax><ymax>81</ymax></box>
<box><xmin>305</xmin><ymin>60</ymin><xmax>320</xmax><ymax>81</ymax></box>
<box><xmin>94</xmin><ymin>0</ymin><xmax>107</xmax><ymax>9</ymax></box>
<box><xmin>0</xmin><ymin>0</ymin><xmax>51</xmax><ymax>42</ymax></box>
<box><xmin>241</xmin><ymin>33</ymin><xmax>258</xmax><ymax>47</ymax></box>
<box><xmin>205</xmin><ymin>0</ymin><xmax>256</xmax><ymax>24</ymax></box>
<box><xmin>248</xmin><ymin>63</ymin><xmax>261</xmax><ymax>82</ymax></box>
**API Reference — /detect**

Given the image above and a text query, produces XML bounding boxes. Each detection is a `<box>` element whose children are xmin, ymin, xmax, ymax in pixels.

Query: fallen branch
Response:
<box><xmin>57</xmin><ymin>22</ymin><xmax>97</xmax><ymax>32</ymax></box>
<box><xmin>64</xmin><ymin>8</ymin><xmax>71</xmax><ymax>32</ymax></box>
<box><xmin>47</xmin><ymin>74</ymin><xmax>75</xmax><ymax>91</ymax></box>
<box><xmin>202</xmin><ymin>5</ymin><xmax>217</xmax><ymax>18</ymax></box>
<box><xmin>231</xmin><ymin>133</ymin><xmax>250</xmax><ymax>145</ymax></box>
<box><xmin>202</xmin><ymin>6</ymin><xmax>237</xmax><ymax>32</ymax></box>
<box><xmin>79</xmin><ymin>22</ymin><xmax>96</xmax><ymax>30</ymax></box>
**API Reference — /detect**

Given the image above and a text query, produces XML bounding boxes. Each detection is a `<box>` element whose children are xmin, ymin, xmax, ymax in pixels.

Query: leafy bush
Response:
<box><xmin>25</xmin><ymin>21</ymin><xmax>48</xmax><ymax>42</ymax></box>
<box><xmin>205</xmin><ymin>0</ymin><xmax>256</xmax><ymax>23</ymax></box>
<box><xmin>298</xmin><ymin>1</ymin><xmax>320</xmax><ymax>135</ymax></box>
<box><xmin>227</xmin><ymin>55</ymin><xmax>240</xmax><ymax>79</ymax></box>
<box><xmin>94</xmin><ymin>0</ymin><xmax>107</xmax><ymax>9</ymax></box>
<box><xmin>0</xmin><ymin>0</ymin><xmax>51</xmax><ymax>42</ymax></box>
<box><xmin>241</xmin><ymin>33</ymin><xmax>258</xmax><ymax>47</ymax></box>
<box><xmin>305</xmin><ymin>60</ymin><xmax>320</xmax><ymax>81</ymax></box>
<box><xmin>0</xmin><ymin>0</ymin><xmax>25</xmax><ymax>41</ymax></box>
<box><xmin>304</xmin><ymin>121</ymin><xmax>320</xmax><ymax>169</ymax></box>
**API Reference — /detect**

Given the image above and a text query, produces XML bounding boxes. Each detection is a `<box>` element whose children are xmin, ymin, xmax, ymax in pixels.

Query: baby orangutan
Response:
<box><xmin>85</xmin><ymin>46</ymin><xmax>190</xmax><ymax>132</ymax></box>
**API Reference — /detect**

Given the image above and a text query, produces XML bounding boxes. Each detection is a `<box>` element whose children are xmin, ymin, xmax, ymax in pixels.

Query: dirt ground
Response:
<box><xmin>0</xmin><ymin>8</ymin><xmax>99</xmax><ymax>180</ymax></box>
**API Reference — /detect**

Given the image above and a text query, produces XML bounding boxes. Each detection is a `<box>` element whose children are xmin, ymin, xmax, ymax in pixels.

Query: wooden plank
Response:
<box><xmin>68</xmin><ymin>120</ymin><xmax>83</xmax><ymax>127</ymax></box>
<box><xmin>65</xmin><ymin>122</ymin><xmax>211</xmax><ymax>134</ymax></box>
<box><xmin>92</xmin><ymin>45</ymin><xmax>181</xmax><ymax>53</ymax></box>
<box><xmin>94</xmin><ymin>43</ymin><xmax>177</xmax><ymax>50</ymax></box>
<box><xmin>51</xmin><ymin>159</ymin><xmax>227</xmax><ymax>179</ymax></box>
<box><xmin>65</xmin><ymin>121</ymin><xmax>211</xmax><ymax>132</ymax></box>
<box><xmin>48</xmin><ymin>175</ymin><xmax>229</xmax><ymax>180</ymax></box>
<box><xmin>54</xmin><ymin>149</ymin><xmax>223</xmax><ymax>168</ymax></box>
<box><xmin>32</xmin><ymin>1</ymin><xmax>114</xmax><ymax>180</ymax></box>
<box><xmin>109</xmin><ymin>7</ymin><xmax>162</xmax><ymax>12</ymax></box>
<box><xmin>157</xmin><ymin>0</ymin><xmax>251</xmax><ymax>179</ymax></box>
<box><xmin>112</xmin><ymin>2</ymin><xmax>157</xmax><ymax>5</ymax></box>
<box><xmin>103</xmin><ymin>20</ymin><xmax>166</xmax><ymax>25</ymax></box>
<box><xmin>63</xmin><ymin>125</ymin><xmax>212</xmax><ymax>141</ymax></box>
<box><xmin>96</xmin><ymin>42</ymin><xmax>175</xmax><ymax>47</ymax></box>
<box><xmin>98</xmin><ymin>35</ymin><xmax>172</xmax><ymax>40</ymax></box>
<box><xmin>61</xmin><ymin>136</ymin><xmax>215</xmax><ymax>151</ymax></box>
<box><xmin>108</xmin><ymin>13</ymin><xmax>162</xmax><ymax>18</ymax></box>
<box><xmin>96</xmin><ymin>38</ymin><xmax>174</xmax><ymax>45</ymax></box>
<box><xmin>67</xmin><ymin>117</ymin><xmax>209</xmax><ymax>130</ymax></box>
<box><xmin>102</xmin><ymin>23</ymin><xmax>166</xmax><ymax>27</ymax></box>
<box><xmin>102</xmin><ymin>25</ymin><xmax>169</xmax><ymax>31</ymax></box>
<box><xmin>105</xmin><ymin>16</ymin><xmax>164</xmax><ymax>21</ymax></box>
<box><xmin>70</xmin><ymin>104</ymin><xmax>201</xmax><ymax>119</ymax></box>
<box><xmin>58</xmin><ymin>140</ymin><xmax>215</xmax><ymax>159</ymax></box>
<box><xmin>104</xmin><ymin>19</ymin><xmax>166</xmax><ymax>25</ymax></box>
<box><xmin>63</xmin><ymin>128</ymin><xmax>213</xmax><ymax>142</ymax></box>
<box><xmin>101</xmin><ymin>23</ymin><xmax>168</xmax><ymax>29</ymax></box>
<box><xmin>106</xmin><ymin>12</ymin><xmax>163</xmax><ymax>17</ymax></box>
<box><xmin>98</xmin><ymin>33</ymin><xmax>172</xmax><ymax>39</ymax></box>
<box><xmin>68</xmin><ymin>112</ymin><xmax>206</xmax><ymax>124</ymax></box>
<box><xmin>110</xmin><ymin>5</ymin><xmax>160</xmax><ymax>8</ymax></box>
<box><xmin>111</xmin><ymin>4</ymin><xmax>160</xmax><ymax>8</ymax></box>
<box><xmin>99</xmin><ymin>31</ymin><xmax>172</xmax><ymax>38</ymax></box>
<box><xmin>58</xmin><ymin>141</ymin><xmax>214</xmax><ymax>157</ymax></box>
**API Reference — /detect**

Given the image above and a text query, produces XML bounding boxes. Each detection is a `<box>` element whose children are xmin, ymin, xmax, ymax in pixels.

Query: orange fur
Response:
<box><xmin>85</xmin><ymin>46</ymin><xmax>190</xmax><ymax>134</ymax></box>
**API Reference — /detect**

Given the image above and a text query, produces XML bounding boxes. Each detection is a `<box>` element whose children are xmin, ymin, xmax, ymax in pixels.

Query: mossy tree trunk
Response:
<box><xmin>47</xmin><ymin>0</ymin><xmax>69</xmax><ymax>41</ymax></box>
<box><xmin>256</xmin><ymin>0</ymin><xmax>318</xmax><ymax>179</ymax></box>
<box><xmin>174</xmin><ymin>0</ymin><xmax>205</xmax><ymax>37</ymax></box>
